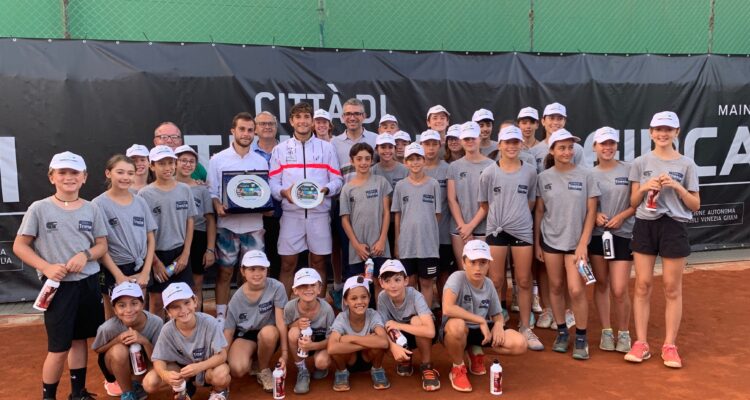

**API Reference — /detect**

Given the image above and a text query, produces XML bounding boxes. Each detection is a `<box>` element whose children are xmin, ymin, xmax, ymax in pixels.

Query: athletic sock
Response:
<box><xmin>216</xmin><ymin>304</ymin><xmax>227</xmax><ymax>318</ymax></box>
<box><xmin>452</xmin><ymin>362</ymin><xmax>465</xmax><ymax>368</ymax></box>
<box><xmin>470</xmin><ymin>345</ymin><xmax>483</xmax><ymax>355</ymax></box>
<box><xmin>295</xmin><ymin>361</ymin><xmax>307</xmax><ymax>371</ymax></box>
<box><xmin>557</xmin><ymin>323</ymin><xmax>568</xmax><ymax>336</ymax></box>
<box><xmin>70</xmin><ymin>368</ymin><xmax>87</xmax><ymax>397</ymax></box>
<box><xmin>42</xmin><ymin>382</ymin><xmax>59</xmax><ymax>399</ymax></box>
<box><xmin>576</xmin><ymin>328</ymin><xmax>587</xmax><ymax>337</ymax></box>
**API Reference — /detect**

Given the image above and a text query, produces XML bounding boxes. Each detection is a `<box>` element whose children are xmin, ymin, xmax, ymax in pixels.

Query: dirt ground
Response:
<box><xmin>2</xmin><ymin>267</ymin><xmax>749</xmax><ymax>399</ymax></box>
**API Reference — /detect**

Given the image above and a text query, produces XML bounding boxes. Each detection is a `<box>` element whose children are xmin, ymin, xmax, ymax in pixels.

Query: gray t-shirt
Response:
<box><xmin>447</xmin><ymin>157</ymin><xmax>494</xmax><ymax>235</ymax></box>
<box><xmin>17</xmin><ymin>198</ymin><xmax>108</xmax><ymax>281</ymax></box>
<box><xmin>330</xmin><ymin>308</ymin><xmax>384</xmax><ymax>336</ymax></box>
<box><xmin>92</xmin><ymin>311</ymin><xmax>164</xmax><ymax>350</ymax></box>
<box><xmin>339</xmin><ymin>174</ymin><xmax>393</xmax><ymax>265</ymax></box>
<box><xmin>151</xmin><ymin>312</ymin><xmax>227</xmax><ymax>385</ymax></box>
<box><xmin>480</xmin><ymin>141</ymin><xmax>498</xmax><ymax>157</ymax></box>
<box><xmin>138</xmin><ymin>182</ymin><xmax>198</xmax><ymax>251</ymax></box>
<box><xmin>425</xmin><ymin>161</ymin><xmax>452</xmax><ymax>245</ymax></box>
<box><xmin>537</xmin><ymin>166</ymin><xmax>601</xmax><ymax>251</ymax></box>
<box><xmin>189</xmin><ymin>184</ymin><xmax>214</xmax><ymax>232</ymax></box>
<box><xmin>593</xmin><ymin>162</ymin><xmax>635</xmax><ymax>237</ymax></box>
<box><xmin>530</xmin><ymin>140</ymin><xmax>584</xmax><ymax>173</ymax></box>
<box><xmin>377</xmin><ymin>287</ymin><xmax>432</xmax><ymax>324</ymax></box>
<box><xmin>283</xmin><ymin>298</ymin><xmax>336</xmax><ymax>339</ymax></box>
<box><xmin>391</xmin><ymin>178</ymin><xmax>441</xmax><ymax>258</ymax></box>
<box><xmin>225</xmin><ymin>278</ymin><xmax>288</xmax><ymax>333</ymax></box>
<box><xmin>92</xmin><ymin>193</ymin><xmax>157</xmax><ymax>270</ymax></box>
<box><xmin>479</xmin><ymin>161</ymin><xmax>538</xmax><ymax>244</ymax></box>
<box><xmin>442</xmin><ymin>271</ymin><xmax>502</xmax><ymax>328</ymax></box>
<box><xmin>372</xmin><ymin>163</ymin><xmax>408</xmax><ymax>190</ymax></box>
<box><xmin>629</xmin><ymin>152</ymin><xmax>699</xmax><ymax>223</ymax></box>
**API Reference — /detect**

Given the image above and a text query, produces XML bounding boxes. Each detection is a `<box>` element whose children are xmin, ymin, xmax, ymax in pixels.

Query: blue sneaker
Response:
<box><xmin>371</xmin><ymin>367</ymin><xmax>390</xmax><ymax>390</ymax></box>
<box><xmin>120</xmin><ymin>392</ymin><xmax>137</xmax><ymax>400</ymax></box>
<box><xmin>132</xmin><ymin>382</ymin><xmax>147</xmax><ymax>400</ymax></box>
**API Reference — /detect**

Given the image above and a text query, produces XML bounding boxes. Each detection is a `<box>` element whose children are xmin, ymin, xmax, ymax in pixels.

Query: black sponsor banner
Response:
<box><xmin>0</xmin><ymin>39</ymin><xmax>748</xmax><ymax>302</ymax></box>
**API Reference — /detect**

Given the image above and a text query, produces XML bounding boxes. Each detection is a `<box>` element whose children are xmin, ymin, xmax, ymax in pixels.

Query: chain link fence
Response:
<box><xmin>0</xmin><ymin>0</ymin><xmax>747</xmax><ymax>54</ymax></box>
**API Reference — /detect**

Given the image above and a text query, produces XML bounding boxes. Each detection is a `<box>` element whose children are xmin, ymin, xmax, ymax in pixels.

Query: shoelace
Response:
<box><xmin>662</xmin><ymin>345</ymin><xmax>679</xmax><ymax>358</ymax></box>
<box><xmin>422</xmin><ymin>368</ymin><xmax>439</xmax><ymax>380</ymax></box>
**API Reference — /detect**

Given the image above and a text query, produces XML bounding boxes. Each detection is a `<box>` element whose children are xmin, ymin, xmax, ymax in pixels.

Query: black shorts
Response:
<box><xmin>466</xmin><ymin>322</ymin><xmax>496</xmax><ymax>347</ymax></box>
<box><xmin>439</xmin><ymin>244</ymin><xmax>457</xmax><ymax>273</ymax></box>
<box><xmin>631</xmin><ymin>216</ymin><xmax>691</xmax><ymax>258</ymax></box>
<box><xmin>234</xmin><ymin>329</ymin><xmax>260</xmax><ymax>342</ymax></box>
<box><xmin>540</xmin><ymin>236</ymin><xmax>574</xmax><ymax>255</ymax></box>
<box><xmin>149</xmin><ymin>246</ymin><xmax>194</xmax><ymax>293</ymax></box>
<box><xmin>487</xmin><ymin>231</ymin><xmax>532</xmax><ymax>247</ymax></box>
<box><xmin>349</xmin><ymin>351</ymin><xmax>373</xmax><ymax>373</ymax></box>
<box><xmin>588</xmin><ymin>234</ymin><xmax>633</xmax><ymax>261</ymax></box>
<box><xmin>344</xmin><ymin>257</ymin><xmax>387</xmax><ymax>280</ymax></box>
<box><xmin>45</xmin><ymin>274</ymin><xmax>104</xmax><ymax>352</ymax></box>
<box><xmin>100</xmin><ymin>262</ymin><xmax>139</xmax><ymax>296</ymax></box>
<box><xmin>401</xmin><ymin>258</ymin><xmax>439</xmax><ymax>279</ymax></box>
<box><xmin>190</xmin><ymin>229</ymin><xmax>210</xmax><ymax>275</ymax></box>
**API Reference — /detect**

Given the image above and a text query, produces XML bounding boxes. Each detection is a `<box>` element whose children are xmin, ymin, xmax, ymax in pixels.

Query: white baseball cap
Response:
<box><xmin>343</xmin><ymin>275</ymin><xmax>370</xmax><ymax>297</ymax></box>
<box><xmin>162</xmin><ymin>282</ymin><xmax>194</xmax><ymax>309</ymax></box>
<box><xmin>174</xmin><ymin>144</ymin><xmax>198</xmax><ymax>157</ymax></box>
<box><xmin>314</xmin><ymin>109</ymin><xmax>331</xmax><ymax>121</ymax></box>
<box><xmin>404</xmin><ymin>142</ymin><xmax>425</xmax><ymax>159</ymax></box>
<box><xmin>126</xmin><ymin>144</ymin><xmax>149</xmax><ymax>158</ymax></box>
<box><xmin>463</xmin><ymin>239</ymin><xmax>493</xmax><ymax>261</ymax></box>
<box><xmin>498</xmin><ymin>126</ymin><xmax>523</xmax><ymax>142</ymax></box>
<box><xmin>593</xmin><ymin>127</ymin><xmax>619</xmax><ymax>143</ymax></box>
<box><xmin>375</xmin><ymin>133</ymin><xmax>396</xmax><ymax>146</ymax></box>
<box><xmin>379</xmin><ymin>114</ymin><xmax>398</xmax><ymax>125</ymax></box>
<box><xmin>149</xmin><ymin>145</ymin><xmax>177</xmax><ymax>162</ymax></box>
<box><xmin>49</xmin><ymin>151</ymin><xmax>87</xmax><ymax>171</ymax></box>
<box><xmin>111</xmin><ymin>282</ymin><xmax>143</xmax><ymax>302</ymax></box>
<box><xmin>426</xmin><ymin>104</ymin><xmax>451</xmax><ymax>119</ymax></box>
<box><xmin>419</xmin><ymin>129</ymin><xmax>441</xmax><ymax>143</ymax></box>
<box><xmin>548</xmin><ymin>129</ymin><xmax>581</xmax><ymax>149</ymax></box>
<box><xmin>543</xmin><ymin>102</ymin><xmax>567</xmax><ymax>118</ymax></box>
<box><xmin>241</xmin><ymin>250</ymin><xmax>270</xmax><ymax>268</ymax></box>
<box><xmin>459</xmin><ymin>121</ymin><xmax>481</xmax><ymax>139</ymax></box>
<box><xmin>472</xmin><ymin>108</ymin><xmax>494</xmax><ymax>122</ymax></box>
<box><xmin>379</xmin><ymin>259</ymin><xmax>406</xmax><ymax>275</ymax></box>
<box><xmin>293</xmin><ymin>268</ymin><xmax>322</xmax><ymax>288</ymax></box>
<box><xmin>393</xmin><ymin>130</ymin><xmax>412</xmax><ymax>142</ymax></box>
<box><xmin>446</xmin><ymin>124</ymin><xmax>462</xmax><ymax>139</ymax></box>
<box><xmin>517</xmin><ymin>107</ymin><xmax>539</xmax><ymax>121</ymax></box>
<box><xmin>650</xmin><ymin>111</ymin><xmax>680</xmax><ymax>128</ymax></box>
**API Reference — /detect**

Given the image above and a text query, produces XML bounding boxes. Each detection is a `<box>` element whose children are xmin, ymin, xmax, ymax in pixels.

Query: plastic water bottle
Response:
<box><xmin>577</xmin><ymin>259</ymin><xmax>596</xmax><ymax>285</ymax></box>
<box><xmin>297</xmin><ymin>327</ymin><xmax>313</xmax><ymax>358</ymax></box>
<box><xmin>165</xmin><ymin>261</ymin><xmax>178</xmax><ymax>277</ymax></box>
<box><xmin>129</xmin><ymin>343</ymin><xmax>147</xmax><ymax>375</ymax></box>
<box><xmin>490</xmin><ymin>359</ymin><xmax>503</xmax><ymax>395</ymax></box>
<box><xmin>602</xmin><ymin>231</ymin><xmax>615</xmax><ymax>260</ymax></box>
<box><xmin>364</xmin><ymin>258</ymin><xmax>375</xmax><ymax>280</ymax></box>
<box><xmin>273</xmin><ymin>362</ymin><xmax>285</xmax><ymax>399</ymax></box>
<box><xmin>172</xmin><ymin>381</ymin><xmax>189</xmax><ymax>400</ymax></box>
<box><xmin>33</xmin><ymin>279</ymin><xmax>60</xmax><ymax>311</ymax></box>
<box><xmin>388</xmin><ymin>328</ymin><xmax>408</xmax><ymax>349</ymax></box>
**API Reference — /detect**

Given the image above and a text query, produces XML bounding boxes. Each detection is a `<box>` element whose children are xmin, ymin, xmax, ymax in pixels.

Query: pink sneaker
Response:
<box><xmin>661</xmin><ymin>344</ymin><xmax>683</xmax><ymax>368</ymax></box>
<box><xmin>624</xmin><ymin>341</ymin><xmax>651</xmax><ymax>363</ymax></box>
<box><xmin>104</xmin><ymin>380</ymin><xmax>123</xmax><ymax>396</ymax></box>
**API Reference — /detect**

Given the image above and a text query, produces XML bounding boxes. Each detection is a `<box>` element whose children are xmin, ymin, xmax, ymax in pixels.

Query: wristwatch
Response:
<box><xmin>82</xmin><ymin>248</ymin><xmax>92</xmax><ymax>261</ymax></box>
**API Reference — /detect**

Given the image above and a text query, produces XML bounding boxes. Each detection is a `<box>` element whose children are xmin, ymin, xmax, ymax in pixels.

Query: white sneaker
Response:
<box><xmin>257</xmin><ymin>368</ymin><xmax>274</xmax><ymax>392</ymax></box>
<box><xmin>536</xmin><ymin>308</ymin><xmax>553</xmax><ymax>329</ymax></box>
<box><xmin>510</xmin><ymin>292</ymin><xmax>520</xmax><ymax>312</ymax></box>
<box><xmin>521</xmin><ymin>327</ymin><xmax>545</xmax><ymax>351</ymax></box>
<box><xmin>565</xmin><ymin>309</ymin><xmax>576</xmax><ymax>329</ymax></box>
<box><xmin>532</xmin><ymin>294</ymin><xmax>543</xmax><ymax>313</ymax></box>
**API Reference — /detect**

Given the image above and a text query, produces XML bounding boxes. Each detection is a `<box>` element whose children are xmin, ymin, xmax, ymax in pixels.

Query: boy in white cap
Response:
<box><xmin>93</xmin><ymin>282</ymin><xmax>164</xmax><ymax>400</ymax></box>
<box><xmin>14</xmin><ymin>151</ymin><xmax>108</xmax><ymax>400</ymax></box>
<box><xmin>441</xmin><ymin>240</ymin><xmax>527</xmax><ymax>393</ymax></box>
<box><xmin>138</xmin><ymin>145</ymin><xmax>199</xmax><ymax>316</ymax></box>
<box><xmin>377</xmin><ymin>259</ymin><xmax>440</xmax><ymax>391</ymax></box>
<box><xmin>372</xmin><ymin>134</ymin><xmax>408</xmax><ymax>189</ymax></box>
<box><xmin>223</xmin><ymin>250</ymin><xmax>288</xmax><ymax>392</ymax></box>
<box><xmin>284</xmin><ymin>268</ymin><xmax>336</xmax><ymax>394</ymax></box>
<box><xmin>142</xmin><ymin>282</ymin><xmax>230</xmax><ymax>399</ymax></box>
<box><xmin>328</xmin><ymin>275</ymin><xmax>390</xmax><ymax>391</ymax></box>
<box><xmin>378</xmin><ymin>114</ymin><xmax>399</xmax><ymax>134</ymax></box>
<box><xmin>516</xmin><ymin>107</ymin><xmax>540</xmax><ymax>151</ymax></box>
<box><xmin>392</xmin><ymin>131</ymin><xmax>412</xmax><ymax>163</ymax></box>
<box><xmin>472</xmin><ymin>108</ymin><xmax>497</xmax><ymax>157</ymax></box>
<box><xmin>125</xmin><ymin>144</ymin><xmax>151</xmax><ymax>192</ymax></box>
<box><xmin>392</xmin><ymin>143</ymin><xmax>442</xmax><ymax>309</ymax></box>
<box><xmin>426</xmin><ymin>105</ymin><xmax>451</xmax><ymax>142</ymax></box>
<box><xmin>529</xmin><ymin>102</ymin><xmax>584</xmax><ymax>173</ymax></box>
<box><xmin>313</xmin><ymin>109</ymin><xmax>335</xmax><ymax>141</ymax></box>
<box><xmin>175</xmin><ymin>145</ymin><xmax>216</xmax><ymax>312</ymax></box>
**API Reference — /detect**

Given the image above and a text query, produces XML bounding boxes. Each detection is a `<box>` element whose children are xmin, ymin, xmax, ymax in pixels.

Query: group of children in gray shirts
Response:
<box><xmin>14</xmin><ymin>102</ymin><xmax>700</xmax><ymax>399</ymax></box>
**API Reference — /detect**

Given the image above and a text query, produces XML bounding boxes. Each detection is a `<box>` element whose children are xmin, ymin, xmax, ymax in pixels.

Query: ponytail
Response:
<box><xmin>543</xmin><ymin>153</ymin><xmax>555</xmax><ymax>170</ymax></box>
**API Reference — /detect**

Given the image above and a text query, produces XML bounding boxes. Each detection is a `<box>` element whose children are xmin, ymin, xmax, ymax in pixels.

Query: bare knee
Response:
<box><xmin>259</xmin><ymin>325</ymin><xmax>280</xmax><ymax>344</ymax></box>
<box><xmin>634</xmin><ymin>279</ymin><xmax>652</xmax><ymax>297</ymax></box>
<box><xmin>314</xmin><ymin>351</ymin><xmax>331</xmax><ymax>370</ymax></box>
<box><xmin>209</xmin><ymin>363</ymin><xmax>231</xmax><ymax>388</ymax></box>
<box><xmin>288</xmin><ymin>326</ymin><xmax>301</xmax><ymax>343</ymax></box>
<box><xmin>142</xmin><ymin>370</ymin><xmax>162</xmax><ymax>393</ymax></box>
<box><xmin>106</xmin><ymin>343</ymin><xmax>130</xmax><ymax>364</ymax></box>
<box><xmin>663</xmin><ymin>282</ymin><xmax>682</xmax><ymax>302</ymax></box>
<box><xmin>444</xmin><ymin>318</ymin><xmax>467</xmax><ymax>338</ymax></box>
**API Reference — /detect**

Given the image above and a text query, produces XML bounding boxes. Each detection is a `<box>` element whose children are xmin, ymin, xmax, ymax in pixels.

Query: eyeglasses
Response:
<box><xmin>343</xmin><ymin>112</ymin><xmax>364</xmax><ymax>117</ymax></box>
<box><xmin>155</xmin><ymin>135</ymin><xmax>181</xmax><ymax>141</ymax></box>
<box><xmin>256</xmin><ymin>121</ymin><xmax>276</xmax><ymax>127</ymax></box>
<box><xmin>178</xmin><ymin>159</ymin><xmax>196</xmax><ymax>165</ymax></box>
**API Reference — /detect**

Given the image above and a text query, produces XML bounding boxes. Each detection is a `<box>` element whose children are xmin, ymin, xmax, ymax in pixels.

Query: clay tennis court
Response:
<box><xmin>3</xmin><ymin>264</ymin><xmax>748</xmax><ymax>399</ymax></box>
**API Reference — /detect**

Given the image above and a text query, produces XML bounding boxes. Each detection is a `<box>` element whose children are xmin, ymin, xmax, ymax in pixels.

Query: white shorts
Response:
<box><xmin>278</xmin><ymin>213</ymin><xmax>332</xmax><ymax>256</ymax></box>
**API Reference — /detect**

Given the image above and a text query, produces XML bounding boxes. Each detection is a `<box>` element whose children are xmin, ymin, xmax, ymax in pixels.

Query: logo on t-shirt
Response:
<box><xmin>479</xmin><ymin>299</ymin><xmax>490</xmax><ymax>309</ymax></box>
<box><xmin>192</xmin><ymin>347</ymin><xmax>206</xmax><ymax>360</ymax></box>
<box><xmin>152</xmin><ymin>206</ymin><xmax>162</xmax><ymax>215</ymax></box>
<box><xmin>422</xmin><ymin>194</ymin><xmax>435</xmax><ymax>203</ymax></box>
<box><xmin>259</xmin><ymin>300</ymin><xmax>273</xmax><ymax>313</ymax></box>
<box><xmin>437</xmin><ymin>179</ymin><xmax>447</xmax><ymax>188</ymax></box>
<box><xmin>614</xmin><ymin>177</ymin><xmax>629</xmax><ymax>186</ymax></box>
<box><xmin>108</xmin><ymin>217</ymin><xmax>119</xmax><ymax>227</ymax></box>
<box><xmin>517</xmin><ymin>185</ymin><xmax>528</xmax><ymax>194</ymax></box>
<box><xmin>668</xmin><ymin>171</ymin><xmax>684</xmax><ymax>182</ymax></box>
<box><xmin>46</xmin><ymin>221</ymin><xmax>58</xmax><ymax>232</ymax></box>
<box><xmin>493</xmin><ymin>186</ymin><xmax>502</xmax><ymax>194</ymax></box>
<box><xmin>643</xmin><ymin>170</ymin><xmax>653</xmax><ymax>177</ymax></box>
<box><xmin>459</xmin><ymin>172</ymin><xmax>468</xmax><ymax>179</ymax></box>
<box><xmin>402</xmin><ymin>195</ymin><xmax>409</xmax><ymax>203</ymax></box>
<box><xmin>366</xmin><ymin>189</ymin><xmax>379</xmax><ymax>199</ymax></box>
<box><xmin>463</xmin><ymin>294</ymin><xmax>472</xmax><ymax>303</ymax></box>
<box><xmin>544</xmin><ymin>183</ymin><xmax>552</xmax><ymax>191</ymax></box>
<box><xmin>194</xmin><ymin>197</ymin><xmax>202</xmax><ymax>208</ymax></box>
<box><xmin>133</xmin><ymin>216</ymin><xmax>145</xmax><ymax>227</ymax></box>
<box><xmin>239</xmin><ymin>312</ymin><xmax>248</xmax><ymax>322</ymax></box>
<box><xmin>78</xmin><ymin>220</ymin><xmax>93</xmax><ymax>232</ymax></box>
<box><xmin>176</xmin><ymin>201</ymin><xmax>189</xmax><ymax>211</ymax></box>
<box><xmin>568</xmin><ymin>182</ymin><xmax>583</xmax><ymax>191</ymax></box>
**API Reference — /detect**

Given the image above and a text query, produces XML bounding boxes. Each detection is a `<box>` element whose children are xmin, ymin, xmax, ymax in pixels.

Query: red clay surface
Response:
<box><xmin>2</xmin><ymin>268</ymin><xmax>749</xmax><ymax>399</ymax></box>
